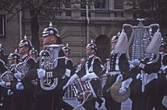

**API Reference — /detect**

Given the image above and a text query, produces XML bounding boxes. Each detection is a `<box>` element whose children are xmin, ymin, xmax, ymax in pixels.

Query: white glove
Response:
<box><xmin>65</xmin><ymin>69</ymin><xmax>71</xmax><ymax>77</ymax></box>
<box><xmin>7</xmin><ymin>89</ymin><xmax>14</xmax><ymax>96</ymax></box>
<box><xmin>161</xmin><ymin>66</ymin><xmax>167</xmax><ymax>71</ymax></box>
<box><xmin>37</xmin><ymin>69</ymin><xmax>46</xmax><ymax>78</ymax></box>
<box><xmin>116</xmin><ymin>74</ymin><xmax>123</xmax><ymax>82</ymax></box>
<box><xmin>63</xmin><ymin>74</ymin><xmax>79</xmax><ymax>90</ymax></box>
<box><xmin>16</xmin><ymin>82</ymin><xmax>24</xmax><ymax>90</ymax></box>
<box><xmin>0</xmin><ymin>81</ymin><xmax>5</xmax><ymax>87</ymax></box>
<box><xmin>136</xmin><ymin>73</ymin><xmax>141</xmax><ymax>79</ymax></box>
<box><xmin>81</xmin><ymin>75</ymin><xmax>89</xmax><ymax>81</ymax></box>
<box><xmin>119</xmin><ymin>87</ymin><xmax>127</xmax><ymax>95</ymax></box>
<box><xmin>131</xmin><ymin>59</ymin><xmax>140</xmax><ymax>66</ymax></box>
<box><xmin>81</xmin><ymin>72</ymin><xmax>98</xmax><ymax>81</ymax></box>
<box><xmin>14</xmin><ymin>72</ymin><xmax>22</xmax><ymax>80</ymax></box>
<box><xmin>129</xmin><ymin>64</ymin><xmax>135</xmax><ymax>70</ymax></box>
<box><xmin>119</xmin><ymin>78</ymin><xmax>133</xmax><ymax>95</ymax></box>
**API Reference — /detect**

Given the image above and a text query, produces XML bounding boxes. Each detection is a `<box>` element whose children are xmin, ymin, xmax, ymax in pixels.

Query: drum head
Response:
<box><xmin>110</xmin><ymin>82</ymin><xmax>130</xmax><ymax>103</ymax></box>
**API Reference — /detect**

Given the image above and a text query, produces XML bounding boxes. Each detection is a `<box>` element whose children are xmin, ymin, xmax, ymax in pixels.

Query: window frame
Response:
<box><xmin>94</xmin><ymin>0</ymin><xmax>109</xmax><ymax>10</ymax></box>
<box><xmin>0</xmin><ymin>15</ymin><xmax>5</xmax><ymax>37</ymax></box>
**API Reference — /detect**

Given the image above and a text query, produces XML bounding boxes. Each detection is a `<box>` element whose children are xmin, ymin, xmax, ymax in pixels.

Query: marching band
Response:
<box><xmin>0</xmin><ymin>20</ymin><xmax>167</xmax><ymax>110</ymax></box>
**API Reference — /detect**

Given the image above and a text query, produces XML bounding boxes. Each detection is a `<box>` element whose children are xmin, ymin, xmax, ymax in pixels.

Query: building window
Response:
<box><xmin>65</xmin><ymin>0</ymin><xmax>71</xmax><ymax>8</ymax></box>
<box><xmin>121</xmin><ymin>13</ymin><xmax>124</xmax><ymax>17</ymax></box>
<box><xmin>0</xmin><ymin>15</ymin><xmax>5</xmax><ymax>37</ymax></box>
<box><xmin>95</xmin><ymin>0</ymin><xmax>109</xmax><ymax>10</ymax></box>
<box><xmin>81</xmin><ymin>0</ymin><xmax>90</xmax><ymax>9</ymax></box>
<box><xmin>114</xmin><ymin>0</ymin><xmax>123</xmax><ymax>9</ymax></box>
<box><xmin>114</xmin><ymin>12</ymin><xmax>117</xmax><ymax>17</ymax></box>
<box><xmin>66</xmin><ymin>10</ymin><xmax>71</xmax><ymax>16</ymax></box>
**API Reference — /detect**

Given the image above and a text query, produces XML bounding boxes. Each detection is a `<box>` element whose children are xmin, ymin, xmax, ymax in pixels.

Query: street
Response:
<box><xmin>64</xmin><ymin>96</ymin><xmax>167</xmax><ymax>110</ymax></box>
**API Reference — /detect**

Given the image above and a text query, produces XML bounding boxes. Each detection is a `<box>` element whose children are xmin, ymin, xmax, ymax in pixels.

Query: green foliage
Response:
<box><xmin>0</xmin><ymin>0</ymin><xmax>100</xmax><ymax>20</ymax></box>
<box><xmin>123</xmin><ymin>0</ymin><xmax>167</xmax><ymax>28</ymax></box>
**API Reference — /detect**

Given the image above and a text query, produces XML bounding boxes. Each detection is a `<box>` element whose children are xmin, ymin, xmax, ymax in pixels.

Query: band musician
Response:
<box><xmin>22</xmin><ymin>22</ymin><xmax>66</xmax><ymax>110</ymax></box>
<box><xmin>102</xmin><ymin>32</ymin><xmax>129</xmax><ymax>110</ymax></box>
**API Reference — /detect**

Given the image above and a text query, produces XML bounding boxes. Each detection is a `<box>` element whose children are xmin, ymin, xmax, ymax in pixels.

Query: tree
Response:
<box><xmin>123</xmin><ymin>0</ymin><xmax>167</xmax><ymax>28</ymax></box>
<box><xmin>0</xmin><ymin>0</ymin><xmax>100</xmax><ymax>51</ymax></box>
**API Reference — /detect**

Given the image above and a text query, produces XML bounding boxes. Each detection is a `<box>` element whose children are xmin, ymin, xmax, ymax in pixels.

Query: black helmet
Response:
<box><xmin>86</xmin><ymin>40</ymin><xmax>97</xmax><ymax>51</ymax></box>
<box><xmin>42</xmin><ymin>22</ymin><xmax>60</xmax><ymax>37</ymax></box>
<box><xmin>8</xmin><ymin>52</ymin><xmax>20</xmax><ymax>60</ymax></box>
<box><xmin>19</xmin><ymin>35</ymin><xmax>33</xmax><ymax>49</ymax></box>
<box><xmin>111</xmin><ymin>32</ymin><xmax>120</xmax><ymax>43</ymax></box>
<box><xmin>0</xmin><ymin>44</ymin><xmax>4</xmax><ymax>55</ymax></box>
<box><xmin>62</xmin><ymin>43</ymin><xmax>71</xmax><ymax>53</ymax></box>
<box><xmin>29</xmin><ymin>48</ymin><xmax>38</xmax><ymax>55</ymax></box>
<box><xmin>160</xmin><ymin>41</ymin><xmax>166</xmax><ymax>48</ymax></box>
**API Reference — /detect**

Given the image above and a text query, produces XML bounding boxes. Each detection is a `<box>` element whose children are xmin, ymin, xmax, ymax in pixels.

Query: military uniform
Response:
<box><xmin>23</xmin><ymin>22</ymin><xmax>66</xmax><ymax>110</ymax></box>
<box><xmin>12</xmin><ymin>36</ymin><xmax>36</xmax><ymax>110</ymax></box>
<box><xmin>1</xmin><ymin>52</ymin><xmax>20</xmax><ymax>110</ymax></box>
<box><xmin>0</xmin><ymin>45</ymin><xmax>8</xmax><ymax>107</ymax></box>
<box><xmin>103</xmin><ymin>53</ymin><xmax>129</xmax><ymax>110</ymax></box>
<box><xmin>61</xmin><ymin>44</ymin><xmax>76</xmax><ymax>110</ymax></box>
<box><xmin>127</xmin><ymin>54</ymin><xmax>161</xmax><ymax>110</ymax></box>
<box><xmin>154</xmin><ymin>41</ymin><xmax>167</xmax><ymax>110</ymax></box>
<box><xmin>72</xmin><ymin>41</ymin><xmax>103</xmax><ymax>110</ymax></box>
<box><xmin>103</xmin><ymin>33</ymin><xmax>129</xmax><ymax>110</ymax></box>
<box><xmin>77</xmin><ymin>54</ymin><xmax>103</xmax><ymax>110</ymax></box>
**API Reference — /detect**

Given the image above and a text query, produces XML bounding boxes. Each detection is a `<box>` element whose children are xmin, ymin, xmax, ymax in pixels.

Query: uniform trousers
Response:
<box><xmin>31</xmin><ymin>94</ymin><xmax>63</xmax><ymax>110</ymax></box>
<box><xmin>154</xmin><ymin>74</ymin><xmax>167</xmax><ymax>110</ymax></box>
<box><xmin>130</xmin><ymin>78</ymin><xmax>157</xmax><ymax>110</ymax></box>
<box><xmin>103</xmin><ymin>75</ymin><xmax>121</xmax><ymax>110</ymax></box>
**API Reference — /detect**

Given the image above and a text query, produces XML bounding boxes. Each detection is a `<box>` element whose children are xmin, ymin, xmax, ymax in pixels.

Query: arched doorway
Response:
<box><xmin>95</xmin><ymin>35</ymin><xmax>110</xmax><ymax>64</ymax></box>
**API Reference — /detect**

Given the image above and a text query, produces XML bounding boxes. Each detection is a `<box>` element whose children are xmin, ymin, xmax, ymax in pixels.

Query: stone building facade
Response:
<box><xmin>22</xmin><ymin>0</ymin><xmax>133</xmax><ymax>64</ymax></box>
<box><xmin>0</xmin><ymin>0</ymin><xmax>166</xmax><ymax>64</ymax></box>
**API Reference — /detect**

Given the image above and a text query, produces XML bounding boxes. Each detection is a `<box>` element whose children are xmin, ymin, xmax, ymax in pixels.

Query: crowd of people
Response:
<box><xmin>0</xmin><ymin>21</ymin><xmax>167</xmax><ymax>110</ymax></box>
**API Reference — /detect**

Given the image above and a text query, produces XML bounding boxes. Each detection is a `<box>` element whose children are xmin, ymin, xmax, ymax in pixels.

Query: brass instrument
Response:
<box><xmin>0</xmin><ymin>70</ymin><xmax>15</xmax><ymax>88</ymax></box>
<box><xmin>110</xmin><ymin>18</ymin><xmax>162</xmax><ymax>103</ymax></box>
<box><xmin>15</xmin><ymin>61</ymin><xmax>30</xmax><ymax>77</ymax></box>
<box><xmin>39</xmin><ymin>44</ymin><xmax>64</xmax><ymax>90</ymax></box>
<box><xmin>124</xmin><ymin>18</ymin><xmax>161</xmax><ymax>63</ymax></box>
<box><xmin>15</xmin><ymin>58</ymin><xmax>38</xmax><ymax>86</ymax></box>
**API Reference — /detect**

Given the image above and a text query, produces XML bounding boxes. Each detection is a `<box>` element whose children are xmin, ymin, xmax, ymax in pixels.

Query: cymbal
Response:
<box><xmin>110</xmin><ymin>81</ymin><xmax>130</xmax><ymax>103</ymax></box>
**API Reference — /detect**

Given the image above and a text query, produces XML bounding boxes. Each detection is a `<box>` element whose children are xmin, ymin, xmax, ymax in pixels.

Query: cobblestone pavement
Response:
<box><xmin>64</xmin><ymin>96</ymin><xmax>167</xmax><ymax>110</ymax></box>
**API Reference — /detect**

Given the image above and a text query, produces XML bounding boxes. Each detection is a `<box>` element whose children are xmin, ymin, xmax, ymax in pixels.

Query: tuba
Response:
<box><xmin>39</xmin><ymin>44</ymin><xmax>64</xmax><ymax>90</ymax></box>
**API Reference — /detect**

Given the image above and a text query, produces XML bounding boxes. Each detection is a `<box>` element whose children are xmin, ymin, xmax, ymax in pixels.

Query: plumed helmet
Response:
<box><xmin>111</xmin><ymin>32</ymin><xmax>120</xmax><ymax>43</ymax></box>
<box><xmin>29</xmin><ymin>48</ymin><xmax>38</xmax><ymax>55</ymax></box>
<box><xmin>0</xmin><ymin>44</ymin><xmax>4</xmax><ymax>55</ymax></box>
<box><xmin>42</xmin><ymin>22</ymin><xmax>60</xmax><ymax>37</ymax></box>
<box><xmin>86</xmin><ymin>40</ymin><xmax>97</xmax><ymax>51</ymax></box>
<box><xmin>19</xmin><ymin>35</ymin><xmax>33</xmax><ymax>49</ymax></box>
<box><xmin>62</xmin><ymin>43</ymin><xmax>71</xmax><ymax>53</ymax></box>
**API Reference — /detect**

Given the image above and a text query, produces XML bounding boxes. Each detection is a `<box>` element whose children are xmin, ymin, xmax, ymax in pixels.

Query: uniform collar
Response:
<box><xmin>21</xmin><ymin>54</ymin><xmax>28</xmax><ymax>60</ymax></box>
<box><xmin>88</xmin><ymin>54</ymin><xmax>94</xmax><ymax>59</ymax></box>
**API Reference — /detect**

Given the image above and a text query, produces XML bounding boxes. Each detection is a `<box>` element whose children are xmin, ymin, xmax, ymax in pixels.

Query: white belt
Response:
<box><xmin>108</xmin><ymin>71</ymin><xmax>121</xmax><ymax>76</ymax></box>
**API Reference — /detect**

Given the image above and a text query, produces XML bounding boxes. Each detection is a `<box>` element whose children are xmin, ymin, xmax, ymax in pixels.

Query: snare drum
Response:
<box><xmin>72</xmin><ymin>79</ymin><xmax>96</xmax><ymax>101</ymax></box>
